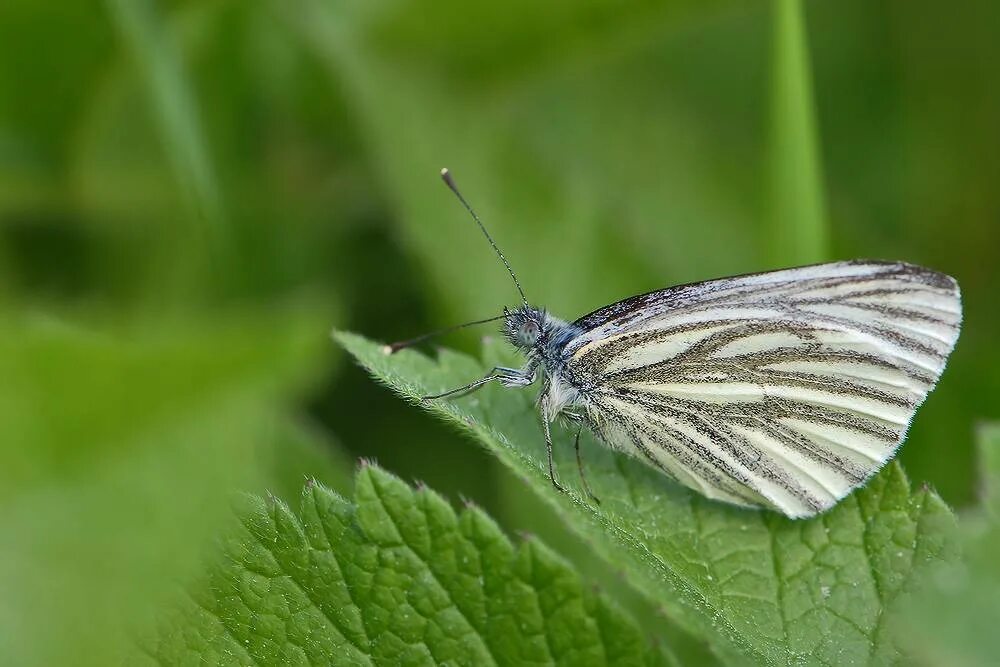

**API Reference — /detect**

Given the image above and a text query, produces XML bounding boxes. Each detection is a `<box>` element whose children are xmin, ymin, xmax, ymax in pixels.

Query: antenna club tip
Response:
<box><xmin>440</xmin><ymin>168</ymin><xmax>456</xmax><ymax>189</ymax></box>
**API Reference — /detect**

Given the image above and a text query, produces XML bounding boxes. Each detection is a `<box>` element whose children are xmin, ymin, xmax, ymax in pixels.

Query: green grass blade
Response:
<box><xmin>767</xmin><ymin>0</ymin><xmax>828</xmax><ymax>265</ymax></box>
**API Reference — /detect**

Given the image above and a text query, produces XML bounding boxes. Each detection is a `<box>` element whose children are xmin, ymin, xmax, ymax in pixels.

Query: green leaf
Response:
<box><xmin>143</xmin><ymin>465</ymin><xmax>673</xmax><ymax>666</ymax></box>
<box><xmin>336</xmin><ymin>331</ymin><xmax>957</xmax><ymax>665</ymax></box>
<box><xmin>895</xmin><ymin>423</ymin><xmax>1000</xmax><ymax>666</ymax></box>
<box><xmin>496</xmin><ymin>468</ymin><xmax>721</xmax><ymax>667</ymax></box>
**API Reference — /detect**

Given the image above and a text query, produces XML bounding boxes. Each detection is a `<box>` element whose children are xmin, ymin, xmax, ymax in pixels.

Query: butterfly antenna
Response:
<box><xmin>384</xmin><ymin>313</ymin><xmax>507</xmax><ymax>354</ymax></box>
<box><xmin>441</xmin><ymin>168</ymin><xmax>529</xmax><ymax>308</ymax></box>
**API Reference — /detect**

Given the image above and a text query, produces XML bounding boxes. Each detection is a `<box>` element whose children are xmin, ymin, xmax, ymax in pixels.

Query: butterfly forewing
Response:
<box><xmin>564</xmin><ymin>261</ymin><xmax>961</xmax><ymax>518</ymax></box>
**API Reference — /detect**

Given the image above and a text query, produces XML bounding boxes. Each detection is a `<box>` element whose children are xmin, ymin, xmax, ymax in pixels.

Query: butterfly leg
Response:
<box><xmin>573</xmin><ymin>428</ymin><xmax>601</xmax><ymax>505</ymax></box>
<box><xmin>541</xmin><ymin>408</ymin><xmax>565</xmax><ymax>493</ymax></box>
<box><xmin>561</xmin><ymin>411</ymin><xmax>600</xmax><ymax>504</ymax></box>
<box><xmin>422</xmin><ymin>366</ymin><xmax>533</xmax><ymax>400</ymax></box>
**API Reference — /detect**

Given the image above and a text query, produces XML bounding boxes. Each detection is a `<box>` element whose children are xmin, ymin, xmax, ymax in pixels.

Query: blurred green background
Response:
<box><xmin>1</xmin><ymin>0</ymin><xmax>997</xmax><ymax>664</ymax></box>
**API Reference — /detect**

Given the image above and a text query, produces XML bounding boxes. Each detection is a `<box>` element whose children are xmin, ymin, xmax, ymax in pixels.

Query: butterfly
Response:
<box><xmin>391</xmin><ymin>169</ymin><xmax>962</xmax><ymax>518</ymax></box>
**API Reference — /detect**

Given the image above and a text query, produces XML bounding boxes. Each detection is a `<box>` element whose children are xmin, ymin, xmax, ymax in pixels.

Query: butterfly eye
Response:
<box><xmin>518</xmin><ymin>320</ymin><xmax>540</xmax><ymax>346</ymax></box>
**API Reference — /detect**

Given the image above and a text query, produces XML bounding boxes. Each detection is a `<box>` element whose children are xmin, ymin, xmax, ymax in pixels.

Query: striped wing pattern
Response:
<box><xmin>563</xmin><ymin>261</ymin><xmax>961</xmax><ymax>518</ymax></box>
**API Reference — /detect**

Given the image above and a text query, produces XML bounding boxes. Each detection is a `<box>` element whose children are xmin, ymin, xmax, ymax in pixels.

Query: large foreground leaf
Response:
<box><xmin>337</xmin><ymin>332</ymin><xmax>956</xmax><ymax>665</ymax></box>
<box><xmin>143</xmin><ymin>465</ymin><xmax>672</xmax><ymax>666</ymax></box>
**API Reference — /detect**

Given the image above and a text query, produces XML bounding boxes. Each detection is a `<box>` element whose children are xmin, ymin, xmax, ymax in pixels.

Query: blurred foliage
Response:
<box><xmin>0</xmin><ymin>0</ymin><xmax>997</xmax><ymax>663</ymax></box>
<box><xmin>896</xmin><ymin>424</ymin><xmax>1000</xmax><ymax>667</ymax></box>
<box><xmin>0</xmin><ymin>309</ymin><xmax>351</xmax><ymax>664</ymax></box>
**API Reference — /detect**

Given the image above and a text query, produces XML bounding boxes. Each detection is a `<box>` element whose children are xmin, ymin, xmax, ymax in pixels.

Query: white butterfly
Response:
<box><xmin>399</xmin><ymin>169</ymin><xmax>962</xmax><ymax>518</ymax></box>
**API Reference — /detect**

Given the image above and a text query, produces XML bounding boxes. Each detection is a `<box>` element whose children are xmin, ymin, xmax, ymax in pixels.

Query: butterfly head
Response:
<box><xmin>503</xmin><ymin>305</ymin><xmax>547</xmax><ymax>351</ymax></box>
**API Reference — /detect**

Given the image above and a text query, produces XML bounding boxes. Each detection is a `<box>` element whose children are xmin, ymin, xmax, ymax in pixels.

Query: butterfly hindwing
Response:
<box><xmin>562</xmin><ymin>261</ymin><xmax>961</xmax><ymax>518</ymax></box>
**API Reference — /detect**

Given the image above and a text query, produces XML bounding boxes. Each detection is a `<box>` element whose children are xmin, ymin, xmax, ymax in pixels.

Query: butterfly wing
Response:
<box><xmin>563</xmin><ymin>261</ymin><xmax>961</xmax><ymax>518</ymax></box>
